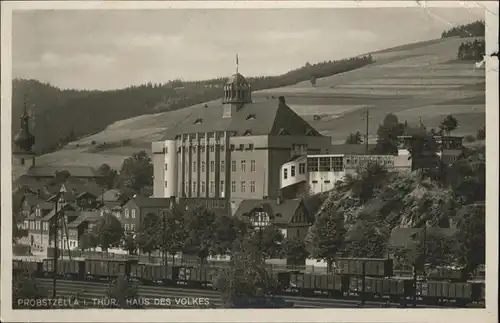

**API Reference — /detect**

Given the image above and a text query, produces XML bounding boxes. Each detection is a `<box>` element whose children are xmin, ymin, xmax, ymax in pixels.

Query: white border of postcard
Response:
<box><xmin>1</xmin><ymin>1</ymin><xmax>498</xmax><ymax>322</ymax></box>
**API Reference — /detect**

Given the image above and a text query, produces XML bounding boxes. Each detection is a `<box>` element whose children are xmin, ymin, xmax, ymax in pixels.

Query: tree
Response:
<box><xmin>306</xmin><ymin>203</ymin><xmax>346</xmax><ymax>272</ymax></box>
<box><xmin>476</xmin><ymin>126</ymin><xmax>485</xmax><ymax>140</ymax></box>
<box><xmin>439</xmin><ymin>115</ymin><xmax>458</xmax><ymax>136</ymax></box>
<box><xmin>136</xmin><ymin>212</ymin><xmax>160</xmax><ymax>260</ymax></box>
<box><xmin>282</xmin><ymin>238</ymin><xmax>309</xmax><ymax>266</ymax></box>
<box><xmin>118</xmin><ymin>150</ymin><xmax>153</xmax><ymax>194</ymax></box>
<box><xmin>373</xmin><ymin>113</ymin><xmax>405</xmax><ymax>155</ymax></box>
<box><xmin>350</xmin><ymin>161</ymin><xmax>388</xmax><ymax>202</ymax></box>
<box><xmin>454</xmin><ymin>203</ymin><xmax>485</xmax><ymax>276</ymax></box>
<box><xmin>183</xmin><ymin>205</ymin><xmax>217</xmax><ymax>265</ymax></box>
<box><xmin>91</xmin><ymin>214</ymin><xmax>124</xmax><ymax>252</ymax></box>
<box><xmin>344</xmin><ymin>218</ymin><xmax>388</xmax><ymax>258</ymax></box>
<box><xmin>310</xmin><ymin>75</ymin><xmax>317</xmax><ymax>87</ymax></box>
<box><xmin>79</xmin><ymin>231</ymin><xmax>98</xmax><ymax>251</ymax></box>
<box><xmin>96</xmin><ymin>164</ymin><xmax>118</xmax><ymax>190</ymax></box>
<box><xmin>12</xmin><ymin>210</ymin><xmax>28</xmax><ymax>244</ymax></box>
<box><xmin>213</xmin><ymin>237</ymin><xmax>280</xmax><ymax>308</ymax></box>
<box><xmin>210</xmin><ymin>214</ymin><xmax>247</xmax><ymax>258</ymax></box>
<box><xmin>247</xmin><ymin>225</ymin><xmax>284</xmax><ymax>260</ymax></box>
<box><xmin>408</xmin><ymin>229</ymin><xmax>457</xmax><ymax>271</ymax></box>
<box><xmin>159</xmin><ymin>206</ymin><xmax>186</xmax><ymax>265</ymax></box>
<box><xmin>344</xmin><ymin>131</ymin><xmax>363</xmax><ymax>145</ymax></box>
<box><xmin>123</xmin><ymin>232</ymin><xmax>137</xmax><ymax>255</ymax></box>
<box><xmin>406</xmin><ymin>129</ymin><xmax>439</xmax><ymax>172</ymax></box>
<box><xmin>51</xmin><ymin>170</ymin><xmax>71</xmax><ymax>185</ymax></box>
<box><xmin>107</xmin><ymin>275</ymin><xmax>141</xmax><ymax>308</ymax></box>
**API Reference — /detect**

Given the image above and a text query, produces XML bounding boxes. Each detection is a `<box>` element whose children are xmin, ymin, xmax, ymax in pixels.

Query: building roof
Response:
<box><xmin>40</xmin><ymin>203</ymin><xmax>78</xmax><ymax>221</ymax></box>
<box><xmin>227</xmin><ymin>73</ymin><xmax>248</xmax><ymax>85</ymax></box>
<box><xmin>67</xmin><ymin>211</ymin><xmax>101</xmax><ymax>228</ymax></box>
<box><xmin>233</xmin><ymin>198</ymin><xmax>304</xmax><ymax>225</ymax></box>
<box><xmin>160</xmin><ymin>98</ymin><xmax>323</xmax><ymax>140</ymax></box>
<box><xmin>126</xmin><ymin>196</ymin><xmax>174</xmax><ymax>209</ymax></box>
<box><xmin>327</xmin><ymin>144</ymin><xmax>377</xmax><ymax>155</ymax></box>
<box><xmin>99</xmin><ymin>189</ymin><xmax>122</xmax><ymax>202</ymax></box>
<box><xmin>25</xmin><ymin>165</ymin><xmax>101</xmax><ymax>178</ymax></box>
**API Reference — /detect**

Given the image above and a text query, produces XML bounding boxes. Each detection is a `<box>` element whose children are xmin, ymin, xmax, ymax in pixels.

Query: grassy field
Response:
<box><xmin>17</xmin><ymin>36</ymin><xmax>485</xmax><ymax>173</ymax></box>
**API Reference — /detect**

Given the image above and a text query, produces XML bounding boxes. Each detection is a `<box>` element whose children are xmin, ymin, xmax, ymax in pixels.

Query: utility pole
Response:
<box><xmin>52</xmin><ymin>184</ymin><xmax>66</xmax><ymax>298</ymax></box>
<box><xmin>363</xmin><ymin>108</ymin><xmax>369</xmax><ymax>154</ymax></box>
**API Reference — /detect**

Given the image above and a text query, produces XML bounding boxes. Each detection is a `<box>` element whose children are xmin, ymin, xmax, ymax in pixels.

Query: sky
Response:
<box><xmin>12</xmin><ymin>7</ymin><xmax>484</xmax><ymax>91</ymax></box>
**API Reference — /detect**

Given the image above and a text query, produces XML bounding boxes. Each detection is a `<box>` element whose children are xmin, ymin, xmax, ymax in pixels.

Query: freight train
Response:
<box><xmin>12</xmin><ymin>257</ymin><xmax>485</xmax><ymax>307</ymax></box>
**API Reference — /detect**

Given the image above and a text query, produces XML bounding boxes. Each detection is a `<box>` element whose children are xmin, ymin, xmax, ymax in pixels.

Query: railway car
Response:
<box><xmin>417</xmin><ymin>280</ymin><xmax>483</xmax><ymax>306</ymax></box>
<box><xmin>335</xmin><ymin>258</ymin><xmax>393</xmax><ymax>277</ymax></box>
<box><xmin>425</xmin><ymin>266</ymin><xmax>468</xmax><ymax>281</ymax></box>
<box><xmin>42</xmin><ymin>259</ymin><xmax>85</xmax><ymax>279</ymax></box>
<box><xmin>131</xmin><ymin>263</ymin><xmax>179</xmax><ymax>285</ymax></box>
<box><xmin>85</xmin><ymin>259</ymin><xmax>136</xmax><ymax>280</ymax></box>
<box><xmin>290</xmin><ymin>272</ymin><xmax>348</xmax><ymax>297</ymax></box>
<box><xmin>13</xmin><ymin>259</ymin><xmax>42</xmax><ymax>277</ymax></box>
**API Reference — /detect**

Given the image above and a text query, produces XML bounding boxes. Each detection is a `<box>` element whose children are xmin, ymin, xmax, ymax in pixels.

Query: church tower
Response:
<box><xmin>13</xmin><ymin>94</ymin><xmax>36</xmax><ymax>167</ymax></box>
<box><xmin>222</xmin><ymin>54</ymin><xmax>252</xmax><ymax>118</ymax></box>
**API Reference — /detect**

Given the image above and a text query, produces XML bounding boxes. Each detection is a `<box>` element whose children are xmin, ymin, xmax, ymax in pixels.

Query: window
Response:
<box><xmin>241</xmin><ymin>160</ymin><xmax>246</xmax><ymax>172</ymax></box>
<box><xmin>201</xmin><ymin>161</ymin><xmax>205</xmax><ymax>172</ymax></box>
<box><xmin>131</xmin><ymin>224</ymin><xmax>136</xmax><ymax>231</ymax></box>
<box><xmin>193</xmin><ymin>162</ymin><xmax>197</xmax><ymax>172</ymax></box>
<box><xmin>185</xmin><ymin>181</ymin><xmax>189</xmax><ymax>194</ymax></box>
<box><xmin>125</xmin><ymin>224</ymin><xmax>129</xmax><ymax>231</ymax></box>
<box><xmin>36</xmin><ymin>208</ymin><xmax>41</xmax><ymax>217</ymax></box>
<box><xmin>164</xmin><ymin>181</ymin><xmax>168</xmax><ymax>188</ymax></box>
<box><xmin>43</xmin><ymin>222</ymin><xmax>48</xmax><ymax>231</ymax></box>
<box><xmin>36</xmin><ymin>221</ymin><xmax>40</xmax><ymax>230</ymax></box>
<box><xmin>201</xmin><ymin>181</ymin><xmax>205</xmax><ymax>193</ymax></box>
<box><xmin>319</xmin><ymin>157</ymin><xmax>331</xmax><ymax>171</ymax></box>
<box><xmin>192</xmin><ymin>181</ymin><xmax>197</xmax><ymax>194</ymax></box>
<box><xmin>308</xmin><ymin>158</ymin><xmax>319</xmax><ymax>172</ymax></box>
<box><xmin>201</xmin><ymin>146</ymin><xmax>205</xmax><ymax>153</ymax></box>
<box><xmin>299</xmin><ymin>163</ymin><xmax>306</xmax><ymax>174</ymax></box>
<box><xmin>249</xmin><ymin>143</ymin><xmax>254</xmax><ymax>150</ymax></box>
<box><xmin>165</xmin><ymin>163</ymin><xmax>168</xmax><ymax>171</ymax></box>
<box><xmin>220</xmin><ymin>160</ymin><xmax>225</xmax><ymax>172</ymax></box>
<box><xmin>291</xmin><ymin>165</ymin><xmax>296</xmax><ymax>177</ymax></box>
<box><xmin>250</xmin><ymin>181</ymin><xmax>256</xmax><ymax>193</ymax></box>
<box><xmin>283</xmin><ymin>168</ymin><xmax>288</xmax><ymax>179</ymax></box>
<box><xmin>250</xmin><ymin>160</ymin><xmax>256</xmax><ymax>172</ymax></box>
<box><xmin>131</xmin><ymin>209</ymin><xmax>136</xmax><ymax>218</ymax></box>
<box><xmin>332</xmin><ymin>157</ymin><xmax>344</xmax><ymax>172</ymax></box>
<box><xmin>210</xmin><ymin>146</ymin><xmax>215</xmax><ymax>152</ymax></box>
<box><xmin>220</xmin><ymin>181</ymin><xmax>225</xmax><ymax>193</ymax></box>
<box><xmin>210</xmin><ymin>161</ymin><xmax>215</xmax><ymax>172</ymax></box>
<box><xmin>210</xmin><ymin>181</ymin><xmax>215</xmax><ymax>195</ymax></box>
<box><xmin>239</xmin><ymin>144</ymin><xmax>244</xmax><ymax>150</ymax></box>
<box><xmin>220</xmin><ymin>145</ymin><xmax>225</xmax><ymax>151</ymax></box>
<box><xmin>231</xmin><ymin>160</ymin><xmax>236</xmax><ymax>172</ymax></box>
<box><xmin>231</xmin><ymin>181</ymin><xmax>236</xmax><ymax>193</ymax></box>
<box><xmin>324</xmin><ymin>180</ymin><xmax>331</xmax><ymax>184</ymax></box>
<box><xmin>125</xmin><ymin>209</ymin><xmax>130</xmax><ymax>218</ymax></box>
<box><xmin>241</xmin><ymin>181</ymin><xmax>246</xmax><ymax>193</ymax></box>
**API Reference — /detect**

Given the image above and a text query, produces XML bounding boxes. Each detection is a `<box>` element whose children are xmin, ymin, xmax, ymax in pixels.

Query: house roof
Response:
<box><xmin>40</xmin><ymin>203</ymin><xmax>78</xmax><ymax>221</ymax></box>
<box><xmin>99</xmin><ymin>189</ymin><xmax>122</xmax><ymax>202</ymax></box>
<box><xmin>25</xmin><ymin>165</ymin><xmax>101</xmax><ymax>178</ymax></box>
<box><xmin>67</xmin><ymin>211</ymin><xmax>101</xmax><ymax>228</ymax></box>
<box><xmin>160</xmin><ymin>98</ymin><xmax>323</xmax><ymax>140</ymax></box>
<box><xmin>328</xmin><ymin>144</ymin><xmax>377</xmax><ymax>155</ymax></box>
<box><xmin>127</xmin><ymin>196</ymin><xmax>174</xmax><ymax>209</ymax></box>
<box><xmin>233</xmin><ymin>198</ymin><xmax>304</xmax><ymax>225</ymax></box>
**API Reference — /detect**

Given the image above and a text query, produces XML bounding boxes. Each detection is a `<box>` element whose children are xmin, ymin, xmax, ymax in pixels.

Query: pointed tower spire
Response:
<box><xmin>236</xmin><ymin>53</ymin><xmax>239</xmax><ymax>74</ymax></box>
<box><xmin>13</xmin><ymin>93</ymin><xmax>36</xmax><ymax>154</ymax></box>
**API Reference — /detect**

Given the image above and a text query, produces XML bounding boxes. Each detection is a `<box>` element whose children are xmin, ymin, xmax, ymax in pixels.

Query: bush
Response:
<box><xmin>464</xmin><ymin>135</ymin><xmax>476</xmax><ymax>143</ymax></box>
<box><xmin>91</xmin><ymin>140</ymin><xmax>96</xmax><ymax>145</ymax></box>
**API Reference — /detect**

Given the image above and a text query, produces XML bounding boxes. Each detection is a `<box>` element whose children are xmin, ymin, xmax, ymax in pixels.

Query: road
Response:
<box><xmin>32</xmin><ymin>278</ymin><xmax>446</xmax><ymax>309</ymax></box>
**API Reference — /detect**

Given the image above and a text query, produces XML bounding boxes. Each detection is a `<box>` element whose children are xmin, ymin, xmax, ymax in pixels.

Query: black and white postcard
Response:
<box><xmin>1</xmin><ymin>1</ymin><xmax>498</xmax><ymax>322</ymax></box>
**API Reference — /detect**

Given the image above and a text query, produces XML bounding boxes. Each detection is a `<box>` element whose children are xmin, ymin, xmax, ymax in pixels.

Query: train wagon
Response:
<box><xmin>42</xmin><ymin>259</ymin><xmax>85</xmax><ymax>279</ymax></box>
<box><xmin>335</xmin><ymin>258</ymin><xmax>393</xmax><ymax>277</ymax></box>
<box><xmin>291</xmin><ymin>273</ymin><xmax>347</xmax><ymax>297</ymax></box>
<box><xmin>425</xmin><ymin>266</ymin><xmax>468</xmax><ymax>281</ymax></box>
<box><xmin>85</xmin><ymin>259</ymin><xmax>136</xmax><ymax>280</ymax></box>
<box><xmin>13</xmin><ymin>260</ymin><xmax>42</xmax><ymax>277</ymax></box>
<box><xmin>417</xmin><ymin>281</ymin><xmax>483</xmax><ymax>306</ymax></box>
<box><xmin>364</xmin><ymin>277</ymin><xmax>414</xmax><ymax>301</ymax></box>
<box><xmin>186</xmin><ymin>266</ymin><xmax>219</xmax><ymax>288</ymax></box>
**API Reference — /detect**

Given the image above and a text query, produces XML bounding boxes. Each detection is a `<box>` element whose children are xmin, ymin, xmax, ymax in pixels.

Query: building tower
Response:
<box><xmin>222</xmin><ymin>54</ymin><xmax>252</xmax><ymax>118</ymax></box>
<box><xmin>13</xmin><ymin>95</ymin><xmax>36</xmax><ymax>167</ymax></box>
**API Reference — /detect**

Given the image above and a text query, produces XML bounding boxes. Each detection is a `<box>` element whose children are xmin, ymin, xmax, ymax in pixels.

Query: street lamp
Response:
<box><xmin>52</xmin><ymin>184</ymin><xmax>67</xmax><ymax>298</ymax></box>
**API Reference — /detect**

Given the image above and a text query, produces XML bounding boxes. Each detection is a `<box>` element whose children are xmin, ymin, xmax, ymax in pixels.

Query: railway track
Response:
<box><xmin>34</xmin><ymin>278</ymin><xmax>447</xmax><ymax>309</ymax></box>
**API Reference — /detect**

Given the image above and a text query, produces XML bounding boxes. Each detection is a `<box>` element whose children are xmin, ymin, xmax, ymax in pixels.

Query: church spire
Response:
<box><xmin>13</xmin><ymin>93</ymin><xmax>35</xmax><ymax>154</ymax></box>
<box><xmin>236</xmin><ymin>53</ymin><xmax>239</xmax><ymax>74</ymax></box>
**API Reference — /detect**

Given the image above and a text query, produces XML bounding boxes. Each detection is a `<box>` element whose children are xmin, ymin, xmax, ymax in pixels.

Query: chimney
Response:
<box><xmin>278</xmin><ymin>96</ymin><xmax>286</xmax><ymax>105</ymax></box>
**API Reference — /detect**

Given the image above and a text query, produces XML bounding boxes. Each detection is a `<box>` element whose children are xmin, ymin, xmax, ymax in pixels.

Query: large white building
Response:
<box><xmin>280</xmin><ymin>153</ymin><xmax>411</xmax><ymax>196</ymax></box>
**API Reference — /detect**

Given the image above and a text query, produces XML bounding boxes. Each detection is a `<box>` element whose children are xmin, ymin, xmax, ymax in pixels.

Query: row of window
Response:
<box><xmin>183</xmin><ymin>180</ymin><xmax>257</xmax><ymax>195</ymax></box>
<box><xmin>123</xmin><ymin>209</ymin><xmax>136</xmax><ymax>219</ymax></box>
<box><xmin>283</xmin><ymin>163</ymin><xmax>306</xmax><ymax>179</ymax></box>
<box><xmin>124</xmin><ymin>223</ymin><xmax>136</xmax><ymax>231</ymax></box>
<box><xmin>176</xmin><ymin>160</ymin><xmax>258</xmax><ymax>173</ymax></box>
<box><xmin>176</xmin><ymin>143</ymin><xmax>256</xmax><ymax>153</ymax></box>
